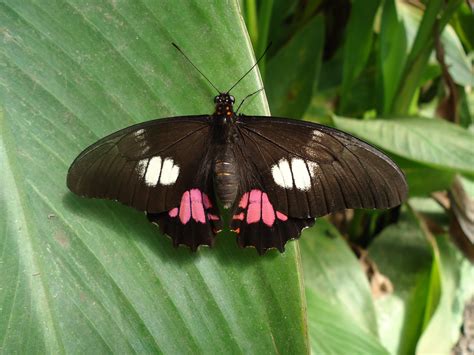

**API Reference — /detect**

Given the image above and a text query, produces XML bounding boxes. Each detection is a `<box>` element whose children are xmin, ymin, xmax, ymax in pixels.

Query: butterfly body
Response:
<box><xmin>68</xmin><ymin>92</ymin><xmax>407</xmax><ymax>254</ymax></box>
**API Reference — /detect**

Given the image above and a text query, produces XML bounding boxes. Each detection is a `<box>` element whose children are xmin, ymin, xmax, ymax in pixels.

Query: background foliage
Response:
<box><xmin>1</xmin><ymin>0</ymin><xmax>473</xmax><ymax>353</ymax></box>
<box><xmin>244</xmin><ymin>0</ymin><xmax>474</xmax><ymax>353</ymax></box>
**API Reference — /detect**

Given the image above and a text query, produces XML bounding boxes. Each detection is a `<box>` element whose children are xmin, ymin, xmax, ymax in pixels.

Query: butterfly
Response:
<box><xmin>67</xmin><ymin>44</ymin><xmax>408</xmax><ymax>254</ymax></box>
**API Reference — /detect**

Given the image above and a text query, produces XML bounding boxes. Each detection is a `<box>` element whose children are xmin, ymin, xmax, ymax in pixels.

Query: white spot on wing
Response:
<box><xmin>291</xmin><ymin>158</ymin><xmax>311</xmax><ymax>190</ymax></box>
<box><xmin>312</xmin><ymin>130</ymin><xmax>324</xmax><ymax>138</ymax></box>
<box><xmin>136</xmin><ymin>159</ymin><xmax>148</xmax><ymax>178</ymax></box>
<box><xmin>307</xmin><ymin>161</ymin><xmax>320</xmax><ymax>178</ymax></box>
<box><xmin>159</xmin><ymin>158</ymin><xmax>180</xmax><ymax>185</ymax></box>
<box><xmin>271</xmin><ymin>164</ymin><xmax>285</xmax><ymax>188</ymax></box>
<box><xmin>271</xmin><ymin>159</ymin><xmax>293</xmax><ymax>188</ymax></box>
<box><xmin>144</xmin><ymin>156</ymin><xmax>162</xmax><ymax>186</ymax></box>
<box><xmin>135</xmin><ymin>128</ymin><xmax>145</xmax><ymax>137</ymax></box>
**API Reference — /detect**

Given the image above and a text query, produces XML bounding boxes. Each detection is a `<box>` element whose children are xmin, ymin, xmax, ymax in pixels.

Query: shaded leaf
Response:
<box><xmin>402</xmin><ymin>163</ymin><xmax>455</xmax><ymax>197</ymax></box>
<box><xmin>378</xmin><ymin>0</ymin><xmax>408</xmax><ymax>114</ymax></box>
<box><xmin>339</xmin><ymin>0</ymin><xmax>380</xmax><ymax>113</ymax></box>
<box><xmin>265</xmin><ymin>14</ymin><xmax>324</xmax><ymax>118</ymax></box>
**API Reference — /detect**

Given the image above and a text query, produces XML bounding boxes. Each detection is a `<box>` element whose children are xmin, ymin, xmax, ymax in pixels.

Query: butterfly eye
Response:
<box><xmin>214</xmin><ymin>96</ymin><xmax>219</xmax><ymax>103</ymax></box>
<box><xmin>230</xmin><ymin>95</ymin><xmax>235</xmax><ymax>103</ymax></box>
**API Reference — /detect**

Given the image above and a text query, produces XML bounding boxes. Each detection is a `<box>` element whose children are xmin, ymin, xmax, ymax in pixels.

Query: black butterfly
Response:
<box><xmin>67</xmin><ymin>44</ymin><xmax>408</xmax><ymax>254</ymax></box>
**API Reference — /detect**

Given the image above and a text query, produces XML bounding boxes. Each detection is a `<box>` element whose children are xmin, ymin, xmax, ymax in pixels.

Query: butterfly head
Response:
<box><xmin>214</xmin><ymin>93</ymin><xmax>235</xmax><ymax>118</ymax></box>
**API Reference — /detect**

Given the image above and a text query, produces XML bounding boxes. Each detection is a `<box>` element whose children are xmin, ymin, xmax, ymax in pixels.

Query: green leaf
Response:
<box><xmin>306</xmin><ymin>290</ymin><xmax>389</xmax><ymax>355</ymax></box>
<box><xmin>451</xmin><ymin>2</ymin><xmax>474</xmax><ymax>51</ymax></box>
<box><xmin>254</xmin><ymin>0</ymin><xmax>274</xmax><ymax>76</ymax></box>
<box><xmin>416</xmin><ymin>235</ymin><xmax>474</xmax><ymax>353</ymax></box>
<box><xmin>300</xmin><ymin>220</ymin><xmax>388</xmax><ymax>353</ymax></box>
<box><xmin>392</xmin><ymin>0</ymin><xmax>464</xmax><ymax>114</ymax></box>
<box><xmin>378</xmin><ymin>0</ymin><xmax>408</xmax><ymax>114</ymax></box>
<box><xmin>398</xmin><ymin>1</ymin><xmax>472</xmax><ymax>88</ymax></box>
<box><xmin>333</xmin><ymin>116</ymin><xmax>474</xmax><ymax>175</ymax></box>
<box><xmin>340</xmin><ymin>0</ymin><xmax>381</xmax><ymax>113</ymax></box>
<box><xmin>265</xmin><ymin>14</ymin><xmax>325</xmax><ymax>118</ymax></box>
<box><xmin>439</xmin><ymin>24</ymin><xmax>474</xmax><ymax>87</ymax></box>
<box><xmin>368</xmin><ymin>208</ymin><xmax>435</xmax><ymax>354</ymax></box>
<box><xmin>403</xmin><ymin>165</ymin><xmax>455</xmax><ymax>197</ymax></box>
<box><xmin>0</xmin><ymin>1</ymin><xmax>308</xmax><ymax>352</ymax></box>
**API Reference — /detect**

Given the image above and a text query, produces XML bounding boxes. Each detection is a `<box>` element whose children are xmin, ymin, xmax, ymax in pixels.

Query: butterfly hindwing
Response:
<box><xmin>67</xmin><ymin>115</ymin><xmax>223</xmax><ymax>249</ymax></box>
<box><xmin>147</xmin><ymin>186</ymin><xmax>223</xmax><ymax>250</ymax></box>
<box><xmin>230</xmin><ymin>189</ymin><xmax>314</xmax><ymax>254</ymax></box>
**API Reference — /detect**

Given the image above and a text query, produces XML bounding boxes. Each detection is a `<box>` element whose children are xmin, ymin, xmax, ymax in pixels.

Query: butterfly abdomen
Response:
<box><xmin>214</xmin><ymin>147</ymin><xmax>239</xmax><ymax>209</ymax></box>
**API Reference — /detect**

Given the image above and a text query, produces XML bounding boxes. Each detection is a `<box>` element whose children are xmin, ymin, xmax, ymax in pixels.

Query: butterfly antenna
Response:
<box><xmin>236</xmin><ymin>88</ymin><xmax>264</xmax><ymax>113</ymax></box>
<box><xmin>172</xmin><ymin>43</ymin><xmax>220</xmax><ymax>94</ymax></box>
<box><xmin>226</xmin><ymin>42</ymin><xmax>272</xmax><ymax>94</ymax></box>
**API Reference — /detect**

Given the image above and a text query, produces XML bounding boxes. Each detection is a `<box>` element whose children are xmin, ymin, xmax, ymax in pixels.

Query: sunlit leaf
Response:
<box><xmin>0</xmin><ymin>1</ymin><xmax>308</xmax><ymax>352</ymax></box>
<box><xmin>333</xmin><ymin>116</ymin><xmax>474</xmax><ymax>175</ymax></box>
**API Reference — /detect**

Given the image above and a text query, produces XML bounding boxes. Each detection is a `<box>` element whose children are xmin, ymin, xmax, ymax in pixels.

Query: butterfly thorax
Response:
<box><xmin>213</xmin><ymin>93</ymin><xmax>235</xmax><ymax>118</ymax></box>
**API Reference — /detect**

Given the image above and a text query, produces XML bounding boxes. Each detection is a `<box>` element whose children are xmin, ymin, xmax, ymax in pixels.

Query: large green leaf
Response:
<box><xmin>333</xmin><ymin>116</ymin><xmax>474</xmax><ymax>175</ymax></box>
<box><xmin>368</xmin><ymin>207</ymin><xmax>435</xmax><ymax>354</ymax></box>
<box><xmin>300</xmin><ymin>219</ymin><xmax>388</xmax><ymax>354</ymax></box>
<box><xmin>0</xmin><ymin>1</ymin><xmax>308</xmax><ymax>352</ymax></box>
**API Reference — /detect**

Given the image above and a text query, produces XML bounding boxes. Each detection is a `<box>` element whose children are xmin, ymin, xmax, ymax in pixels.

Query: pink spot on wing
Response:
<box><xmin>249</xmin><ymin>189</ymin><xmax>262</xmax><ymax>203</ymax></box>
<box><xmin>261</xmin><ymin>193</ymin><xmax>275</xmax><ymax>226</ymax></box>
<box><xmin>246</xmin><ymin>190</ymin><xmax>262</xmax><ymax>223</ymax></box>
<box><xmin>202</xmin><ymin>193</ymin><xmax>212</xmax><ymax>208</ymax></box>
<box><xmin>168</xmin><ymin>207</ymin><xmax>178</xmax><ymax>217</ymax></box>
<box><xmin>179</xmin><ymin>191</ymin><xmax>191</xmax><ymax>224</ymax></box>
<box><xmin>276</xmin><ymin>211</ymin><xmax>288</xmax><ymax>221</ymax></box>
<box><xmin>239</xmin><ymin>192</ymin><xmax>249</xmax><ymax>208</ymax></box>
<box><xmin>233</xmin><ymin>212</ymin><xmax>245</xmax><ymax>221</ymax></box>
<box><xmin>207</xmin><ymin>214</ymin><xmax>220</xmax><ymax>221</ymax></box>
<box><xmin>190</xmin><ymin>188</ymin><xmax>206</xmax><ymax>223</ymax></box>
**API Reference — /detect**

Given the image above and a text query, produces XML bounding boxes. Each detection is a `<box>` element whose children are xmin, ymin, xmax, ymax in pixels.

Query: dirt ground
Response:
<box><xmin>453</xmin><ymin>296</ymin><xmax>474</xmax><ymax>354</ymax></box>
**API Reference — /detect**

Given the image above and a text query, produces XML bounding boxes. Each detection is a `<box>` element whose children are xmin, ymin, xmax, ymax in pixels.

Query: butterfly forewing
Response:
<box><xmin>235</xmin><ymin>115</ymin><xmax>407</xmax><ymax>215</ymax></box>
<box><xmin>68</xmin><ymin>116</ymin><xmax>210</xmax><ymax>211</ymax></box>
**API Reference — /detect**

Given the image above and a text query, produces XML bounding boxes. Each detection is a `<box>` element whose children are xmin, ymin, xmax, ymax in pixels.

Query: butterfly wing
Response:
<box><xmin>230</xmin><ymin>115</ymin><xmax>408</xmax><ymax>253</ymax></box>
<box><xmin>67</xmin><ymin>116</ymin><xmax>222</xmax><ymax>249</ymax></box>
